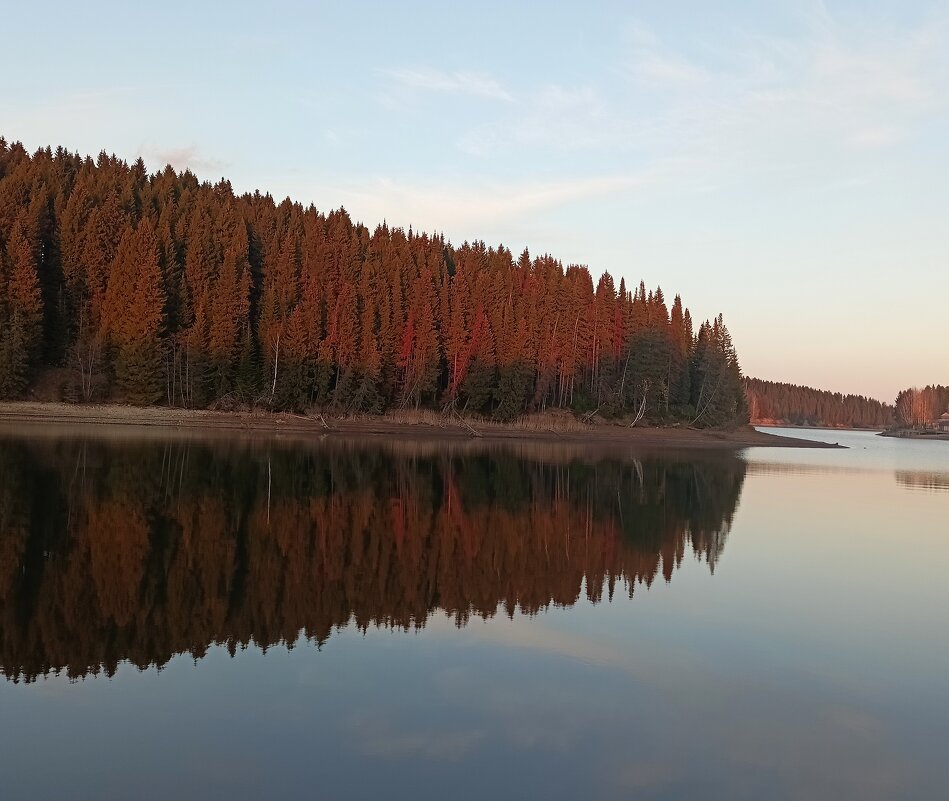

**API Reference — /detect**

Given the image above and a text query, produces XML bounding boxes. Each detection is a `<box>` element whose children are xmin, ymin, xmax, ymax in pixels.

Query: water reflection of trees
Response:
<box><xmin>0</xmin><ymin>438</ymin><xmax>746</xmax><ymax>682</ymax></box>
<box><xmin>895</xmin><ymin>471</ymin><xmax>949</xmax><ymax>492</ymax></box>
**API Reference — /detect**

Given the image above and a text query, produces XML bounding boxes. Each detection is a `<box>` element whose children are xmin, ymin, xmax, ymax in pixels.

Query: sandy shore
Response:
<box><xmin>0</xmin><ymin>401</ymin><xmax>839</xmax><ymax>449</ymax></box>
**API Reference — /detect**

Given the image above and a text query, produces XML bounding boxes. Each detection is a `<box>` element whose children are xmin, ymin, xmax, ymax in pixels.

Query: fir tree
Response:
<box><xmin>0</xmin><ymin>218</ymin><xmax>43</xmax><ymax>396</ymax></box>
<box><xmin>102</xmin><ymin>220</ymin><xmax>166</xmax><ymax>404</ymax></box>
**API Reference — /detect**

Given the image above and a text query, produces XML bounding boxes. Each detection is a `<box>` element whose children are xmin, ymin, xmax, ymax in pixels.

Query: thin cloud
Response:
<box><xmin>139</xmin><ymin>144</ymin><xmax>229</xmax><ymax>176</ymax></box>
<box><xmin>383</xmin><ymin>66</ymin><xmax>513</xmax><ymax>102</ymax></box>
<box><xmin>458</xmin><ymin>84</ymin><xmax>626</xmax><ymax>156</ymax></box>
<box><xmin>457</xmin><ymin>13</ymin><xmax>948</xmax><ymax>171</ymax></box>
<box><xmin>622</xmin><ymin>22</ymin><xmax>712</xmax><ymax>89</ymax></box>
<box><xmin>324</xmin><ymin>171</ymin><xmax>650</xmax><ymax>235</ymax></box>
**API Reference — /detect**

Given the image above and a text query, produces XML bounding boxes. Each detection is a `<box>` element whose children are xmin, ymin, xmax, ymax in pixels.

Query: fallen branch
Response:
<box><xmin>451</xmin><ymin>408</ymin><xmax>482</xmax><ymax>438</ymax></box>
<box><xmin>581</xmin><ymin>405</ymin><xmax>601</xmax><ymax>424</ymax></box>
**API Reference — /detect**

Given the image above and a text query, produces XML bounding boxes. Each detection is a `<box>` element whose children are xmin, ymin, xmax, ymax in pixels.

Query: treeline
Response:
<box><xmin>0</xmin><ymin>138</ymin><xmax>747</xmax><ymax>425</ymax></box>
<box><xmin>894</xmin><ymin>385</ymin><xmax>949</xmax><ymax>428</ymax></box>
<box><xmin>0</xmin><ymin>437</ymin><xmax>746</xmax><ymax>681</ymax></box>
<box><xmin>743</xmin><ymin>377</ymin><xmax>893</xmax><ymax>428</ymax></box>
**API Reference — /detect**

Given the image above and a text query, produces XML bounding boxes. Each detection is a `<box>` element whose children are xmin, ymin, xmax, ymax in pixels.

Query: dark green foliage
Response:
<box><xmin>0</xmin><ymin>138</ymin><xmax>751</xmax><ymax>427</ymax></box>
<box><xmin>0</xmin><ymin>218</ymin><xmax>44</xmax><ymax>396</ymax></box>
<box><xmin>689</xmin><ymin>316</ymin><xmax>747</xmax><ymax>427</ymax></box>
<box><xmin>494</xmin><ymin>362</ymin><xmax>534</xmax><ymax>421</ymax></box>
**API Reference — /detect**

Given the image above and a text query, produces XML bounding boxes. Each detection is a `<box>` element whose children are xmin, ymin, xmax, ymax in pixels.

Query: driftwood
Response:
<box><xmin>451</xmin><ymin>408</ymin><xmax>483</xmax><ymax>438</ymax></box>
<box><xmin>580</xmin><ymin>405</ymin><xmax>601</xmax><ymax>424</ymax></box>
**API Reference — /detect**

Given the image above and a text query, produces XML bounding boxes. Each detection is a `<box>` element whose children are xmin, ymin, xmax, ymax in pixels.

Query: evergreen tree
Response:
<box><xmin>0</xmin><ymin>137</ymin><xmax>755</xmax><ymax>427</ymax></box>
<box><xmin>0</xmin><ymin>218</ymin><xmax>44</xmax><ymax>396</ymax></box>
<box><xmin>102</xmin><ymin>220</ymin><xmax>165</xmax><ymax>404</ymax></box>
<box><xmin>745</xmin><ymin>377</ymin><xmax>894</xmax><ymax>428</ymax></box>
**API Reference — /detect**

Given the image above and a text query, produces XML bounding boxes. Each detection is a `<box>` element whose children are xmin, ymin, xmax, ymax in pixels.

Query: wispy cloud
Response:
<box><xmin>639</xmin><ymin>12</ymin><xmax>948</xmax><ymax>161</ymax></box>
<box><xmin>457</xmin><ymin>84</ymin><xmax>628</xmax><ymax>157</ymax></box>
<box><xmin>0</xmin><ymin>91</ymin><xmax>233</xmax><ymax>177</ymax></box>
<box><xmin>383</xmin><ymin>67</ymin><xmax>513</xmax><ymax>102</ymax></box>
<box><xmin>457</xmin><ymin>12</ymin><xmax>948</xmax><ymax>178</ymax></box>
<box><xmin>324</xmin><ymin>171</ymin><xmax>651</xmax><ymax>235</ymax></box>
<box><xmin>622</xmin><ymin>22</ymin><xmax>712</xmax><ymax>90</ymax></box>
<box><xmin>139</xmin><ymin>144</ymin><xmax>229</xmax><ymax>175</ymax></box>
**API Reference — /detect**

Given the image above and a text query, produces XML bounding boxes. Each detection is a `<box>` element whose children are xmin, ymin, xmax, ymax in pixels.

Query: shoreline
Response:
<box><xmin>0</xmin><ymin>401</ymin><xmax>840</xmax><ymax>450</ymax></box>
<box><xmin>754</xmin><ymin>422</ymin><xmax>884</xmax><ymax>433</ymax></box>
<box><xmin>878</xmin><ymin>429</ymin><xmax>949</xmax><ymax>441</ymax></box>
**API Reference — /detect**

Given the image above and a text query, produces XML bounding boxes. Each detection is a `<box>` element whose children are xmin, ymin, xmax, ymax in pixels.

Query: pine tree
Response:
<box><xmin>102</xmin><ymin>220</ymin><xmax>166</xmax><ymax>404</ymax></box>
<box><xmin>0</xmin><ymin>219</ymin><xmax>44</xmax><ymax>396</ymax></box>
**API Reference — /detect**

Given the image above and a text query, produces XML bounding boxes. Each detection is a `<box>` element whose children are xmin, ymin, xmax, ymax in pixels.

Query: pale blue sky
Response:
<box><xmin>3</xmin><ymin>0</ymin><xmax>947</xmax><ymax>402</ymax></box>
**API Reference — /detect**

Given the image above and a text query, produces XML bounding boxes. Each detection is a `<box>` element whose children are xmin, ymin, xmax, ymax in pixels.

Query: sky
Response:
<box><xmin>1</xmin><ymin>0</ymin><xmax>946</xmax><ymax>403</ymax></box>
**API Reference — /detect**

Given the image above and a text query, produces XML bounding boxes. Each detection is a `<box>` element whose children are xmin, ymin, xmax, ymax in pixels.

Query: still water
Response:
<box><xmin>0</xmin><ymin>426</ymin><xmax>946</xmax><ymax>800</ymax></box>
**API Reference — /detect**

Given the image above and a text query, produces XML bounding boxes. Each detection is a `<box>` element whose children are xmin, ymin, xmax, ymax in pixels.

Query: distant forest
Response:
<box><xmin>743</xmin><ymin>377</ymin><xmax>894</xmax><ymax>428</ymax></box>
<box><xmin>0</xmin><ymin>138</ymin><xmax>747</xmax><ymax>426</ymax></box>
<box><xmin>894</xmin><ymin>385</ymin><xmax>949</xmax><ymax>428</ymax></box>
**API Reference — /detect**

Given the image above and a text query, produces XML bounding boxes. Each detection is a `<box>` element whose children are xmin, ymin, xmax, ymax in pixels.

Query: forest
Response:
<box><xmin>893</xmin><ymin>385</ymin><xmax>949</xmax><ymax>428</ymax></box>
<box><xmin>743</xmin><ymin>377</ymin><xmax>893</xmax><ymax>428</ymax></box>
<box><xmin>0</xmin><ymin>438</ymin><xmax>745</xmax><ymax>682</ymax></box>
<box><xmin>0</xmin><ymin>138</ymin><xmax>747</xmax><ymax>426</ymax></box>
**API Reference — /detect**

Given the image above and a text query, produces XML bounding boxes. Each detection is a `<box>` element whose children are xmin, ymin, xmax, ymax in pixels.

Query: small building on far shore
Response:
<box><xmin>937</xmin><ymin>412</ymin><xmax>949</xmax><ymax>433</ymax></box>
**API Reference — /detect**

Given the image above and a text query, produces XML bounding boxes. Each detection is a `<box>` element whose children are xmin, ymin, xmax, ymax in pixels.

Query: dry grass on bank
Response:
<box><xmin>0</xmin><ymin>400</ymin><xmax>839</xmax><ymax>449</ymax></box>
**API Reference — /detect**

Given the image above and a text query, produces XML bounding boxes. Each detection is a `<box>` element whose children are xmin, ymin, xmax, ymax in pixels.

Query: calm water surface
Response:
<box><xmin>0</xmin><ymin>426</ymin><xmax>947</xmax><ymax>800</ymax></box>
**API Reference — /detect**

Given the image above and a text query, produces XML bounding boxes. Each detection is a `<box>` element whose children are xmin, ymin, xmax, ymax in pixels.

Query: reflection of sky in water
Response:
<box><xmin>749</xmin><ymin>426</ymin><xmax>949</xmax><ymax>476</ymax></box>
<box><xmin>750</xmin><ymin>427</ymin><xmax>949</xmax><ymax>494</ymax></box>
<box><xmin>1</xmin><ymin>431</ymin><xmax>948</xmax><ymax>800</ymax></box>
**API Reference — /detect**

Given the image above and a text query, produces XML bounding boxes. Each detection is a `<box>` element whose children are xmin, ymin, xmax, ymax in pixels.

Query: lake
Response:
<box><xmin>0</xmin><ymin>426</ymin><xmax>946</xmax><ymax>800</ymax></box>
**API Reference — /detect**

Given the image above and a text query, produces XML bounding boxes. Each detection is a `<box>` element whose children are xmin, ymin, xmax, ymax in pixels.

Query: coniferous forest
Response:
<box><xmin>743</xmin><ymin>377</ymin><xmax>894</xmax><ymax>428</ymax></box>
<box><xmin>0</xmin><ymin>139</ymin><xmax>747</xmax><ymax>426</ymax></box>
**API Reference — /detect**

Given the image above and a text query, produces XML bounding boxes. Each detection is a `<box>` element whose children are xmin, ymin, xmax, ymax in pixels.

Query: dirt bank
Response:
<box><xmin>0</xmin><ymin>401</ymin><xmax>842</xmax><ymax>450</ymax></box>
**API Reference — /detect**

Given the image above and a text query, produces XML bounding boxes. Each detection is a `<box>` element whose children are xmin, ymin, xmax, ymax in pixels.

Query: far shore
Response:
<box><xmin>754</xmin><ymin>422</ymin><xmax>884</xmax><ymax>433</ymax></box>
<box><xmin>879</xmin><ymin>429</ymin><xmax>949</xmax><ymax>441</ymax></box>
<box><xmin>0</xmin><ymin>401</ymin><xmax>842</xmax><ymax>450</ymax></box>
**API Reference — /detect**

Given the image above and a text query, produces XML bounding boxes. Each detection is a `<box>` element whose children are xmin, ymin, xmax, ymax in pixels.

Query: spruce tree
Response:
<box><xmin>103</xmin><ymin>221</ymin><xmax>166</xmax><ymax>404</ymax></box>
<box><xmin>0</xmin><ymin>219</ymin><xmax>44</xmax><ymax>397</ymax></box>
